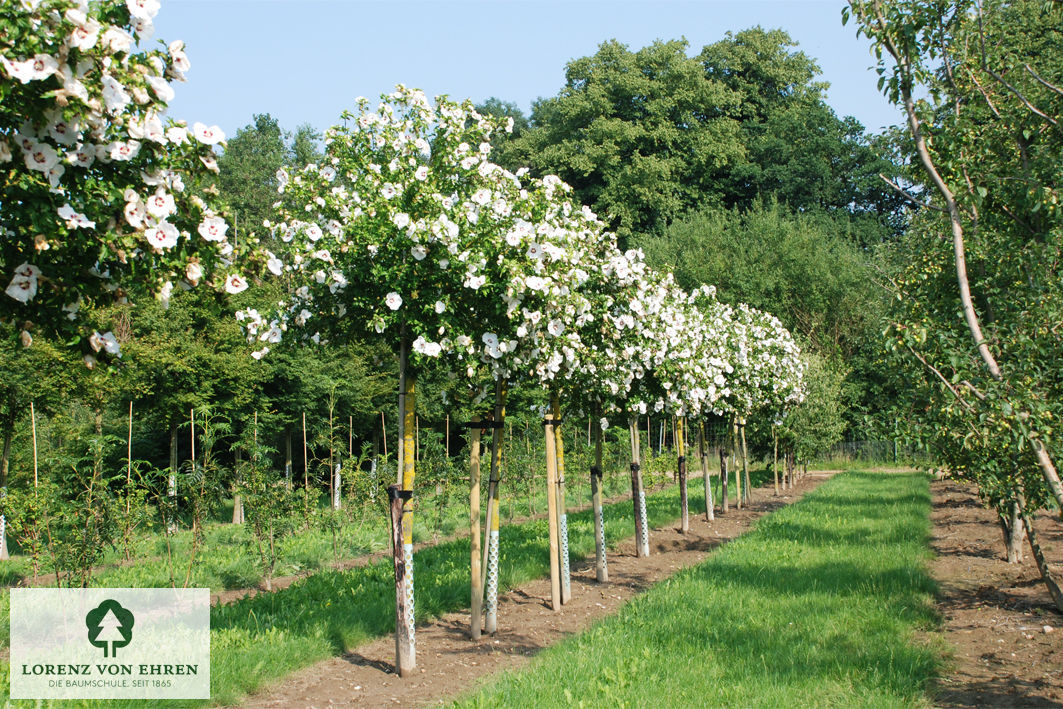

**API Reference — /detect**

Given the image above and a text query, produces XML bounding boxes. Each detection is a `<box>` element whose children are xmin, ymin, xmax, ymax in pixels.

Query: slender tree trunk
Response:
<box><xmin>700</xmin><ymin>423</ymin><xmax>714</xmax><ymax>522</ymax></box>
<box><xmin>1017</xmin><ymin>491</ymin><xmax>1063</xmax><ymax>614</ymax></box>
<box><xmin>1007</xmin><ymin>498</ymin><xmax>1026</xmax><ymax>564</ymax></box>
<box><xmin>678</xmin><ymin>417</ymin><xmax>689</xmax><ymax>533</ymax></box>
<box><xmin>168</xmin><ymin>422</ymin><xmax>178</xmax><ymax>532</ymax></box>
<box><xmin>1</xmin><ymin>412</ymin><xmax>14</xmax><ymax>561</ymax></box>
<box><xmin>629</xmin><ymin>417</ymin><xmax>650</xmax><ymax>557</ymax></box>
<box><xmin>720</xmin><ymin>447</ymin><xmax>729</xmax><ymax>513</ymax></box>
<box><xmin>483</xmin><ymin>378</ymin><xmax>506</xmax><ymax>631</ymax></box>
<box><xmin>591</xmin><ymin>407</ymin><xmax>608</xmax><ymax>582</ymax></box>
<box><xmin>393</xmin><ymin>338</ymin><xmax>417</xmax><ymax>676</ymax></box>
<box><xmin>739</xmin><ymin>418</ymin><xmax>750</xmax><ymax>504</ymax></box>
<box><xmin>732</xmin><ymin>420</ymin><xmax>742</xmax><ymax>509</ymax></box>
<box><xmin>552</xmin><ymin>394</ymin><xmax>571</xmax><ymax>604</ymax></box>
<box><xmin>284</xmin><ymin>425</ymin><xmax>292</xmax><ymax>490</ymax></box>
<box><xmin>772</xmin><ymin>426</ymin><xmax>779</xmax><ymax>496</ymax></box>
<box><xmin>468</xmin><ymin>414</ymin><xmax>483</xmax><ymax>640</ymax></box>
<box><xmin>388</xmin><ymin>484</ymin><xmax>413</xmax><ymax>677</ymax></box>
<box><xmin>232</xmin><ymin>447</ymin><xmax>244</xmax><ymax>524</ymax></box>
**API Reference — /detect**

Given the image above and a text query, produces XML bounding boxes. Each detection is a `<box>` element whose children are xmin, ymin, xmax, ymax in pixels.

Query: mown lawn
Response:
<box><xmin>455</xmin><ymin>471</ymin><xmax>941</xmax><ymax>709</ymax></box>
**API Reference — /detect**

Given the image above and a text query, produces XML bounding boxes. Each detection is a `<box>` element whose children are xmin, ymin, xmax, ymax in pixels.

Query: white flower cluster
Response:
<box><xmin>1</xmin><ymin>0</ymin><xmax>247</xmax><ymax>352</ymax></box>
<box><xmin>255</xmin><ymin>85</ymin><xmax>806</xmax><ymax>420</ymax></box>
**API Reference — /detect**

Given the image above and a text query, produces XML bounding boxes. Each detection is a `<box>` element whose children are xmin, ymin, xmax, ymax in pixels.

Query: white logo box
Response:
<box><xmin>10</xmin><ymin>588</ymin><xmax>210</xmax><ymax>700</ymax></box>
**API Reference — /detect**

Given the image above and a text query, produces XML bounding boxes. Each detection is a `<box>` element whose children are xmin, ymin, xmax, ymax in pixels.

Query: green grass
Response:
<box><xmin>454</xmin><ymin>471</ymin><xmax>941</xmax><ymax>709</ymax></box>
<box><xmin>0</xmin><ymin>464</ymin><xmax>763</xmax><ymax>707</ymax></box>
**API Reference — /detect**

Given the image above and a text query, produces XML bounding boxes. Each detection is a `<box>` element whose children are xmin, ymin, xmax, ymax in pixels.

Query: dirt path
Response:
<box><xmin>233</xmin><ymin>473</ymin><xmax>832</xmax><ymax>708</ymax></box>
<box><xmin>929</xmin><ymin>479</ymin><xmax>1063</xmax><ymax>707</ymax></box>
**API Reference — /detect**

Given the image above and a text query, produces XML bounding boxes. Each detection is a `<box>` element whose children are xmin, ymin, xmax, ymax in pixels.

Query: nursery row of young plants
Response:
<box><xmin>0</xmin><ymin>0</ymin><xmax>824</xmax><ymax>679</ymax></box>
<box><xmin>2</xmin><ymin>460</ymin><xmax>787</xmax><ymax>707</ymax></box>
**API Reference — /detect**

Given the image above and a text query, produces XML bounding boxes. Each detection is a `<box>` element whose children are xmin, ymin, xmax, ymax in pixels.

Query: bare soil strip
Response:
<box><xmin>929</xmin><ymin>478</ymin><xmax>1063</xmax><ymax>708</ymax></box>
<box><xmin>234</xmin><ymin>473</ymin><xmax>832</xmax><ymax>709</ymax></box>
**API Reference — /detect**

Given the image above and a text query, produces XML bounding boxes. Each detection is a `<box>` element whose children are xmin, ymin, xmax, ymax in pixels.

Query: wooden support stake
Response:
<box><xmin>544</xmin><ymin>403</ymin><xmax>562</xmax><ymax>611</ymax></box>
<box><xmin>468</xmin><ymin>415</ymin><xmax>483</xmax><ymax>640</ymax></box>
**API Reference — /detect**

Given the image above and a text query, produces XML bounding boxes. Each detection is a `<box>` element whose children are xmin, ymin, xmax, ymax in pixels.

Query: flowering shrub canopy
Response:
<box><xmin>1</xmin><ymin>0</ymin><xmax>244</xmax><ymax>362</ymax></box>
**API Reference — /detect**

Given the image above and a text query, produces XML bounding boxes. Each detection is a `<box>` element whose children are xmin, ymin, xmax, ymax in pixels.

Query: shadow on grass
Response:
<box><xmin>453</xmin><ymin>471</ymin><xmax>943</xmax><ymax>708</ymax></box>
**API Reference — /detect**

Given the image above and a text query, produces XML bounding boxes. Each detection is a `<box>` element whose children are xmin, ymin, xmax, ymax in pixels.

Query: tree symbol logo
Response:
<box><xmin>85</xmin><ymin>600</ymin><xmax>134</xmax><ymax>658</ymax></box>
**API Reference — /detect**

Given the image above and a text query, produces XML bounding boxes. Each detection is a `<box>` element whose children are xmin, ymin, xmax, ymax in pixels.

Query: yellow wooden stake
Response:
<box><xmin>468</xmin><ymin>414</ymin><xmax>482</xmax><ymax>640</ymax></box>
<box><xmin>544</xmin><ymin>403</ymin><xmax>562</xmax><ymax>610</ymax></box>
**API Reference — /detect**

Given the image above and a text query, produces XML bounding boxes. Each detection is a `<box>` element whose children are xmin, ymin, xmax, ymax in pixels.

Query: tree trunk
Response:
<box><xmin>392</xmin><ymin>337</ymin><xmax>417</xmax><ymax>676</ymax></box>
<box><xmin>0</xmin><ymin>415</ymin><xmax>13</xmax><ymax>561</ymax></box>
<box><xmin>1017</xmin><ymin>492</ymin><xmax>1063</xmax><ymax>614</ymax></box>
<box><xmin>591</xmin><ymin>409</ymin><xmax>608</xmax><ymax>582</ymax></box>
<box><xmin>484</xmin><ymin>379</ymin><xmax>507</xmax><ymax>630</ymax></box>
<box><xmin>772</xmin><ymin>426</ymin><xmax>779</xmax><ymax>496</ymax></box>
<box><xmin>629</xmin><ymin>417</ymin><xmax>649</xmax><ymax>557</ymax></box>
<box><xmin>700</xmin><ymin>423</ymin><xmax>714</xmax><ymax>522</ymax></box>
<box><xmin>285</xmin><ymin>425</ymin><xmax>292</xmax><ymax>489</ymax></box>
<box><xmin>677</xmin><ymin>417</ymin><xmax>688</xmax><ymax>534</ymax></box>
<box><xmin>168</xmin><ymin>423</ymin><xmax>178</xmax><ymax>533</ymax></box>
<box><xmin>388</xmin><ymin>484</ymin><xmax>413</xmax><ymax>677</ymax></box>
<box><xmin>740</xmin><ymin>418</ymin><xmax>750</xmax><ymax>504</ymax></box>
<box><xmin>1007</xmin><ymin>499</ymin><xmax>1026</xmax><ymax>564</ymax></box>
<box><xmin>720</xmin><ymin>448</ymin><xmax>729</xmax><ymax>513</ymax></box>
<box><xmin>552</xmin><ymin>394</ymin><xmax>571</xmax><ymax>604</ymax></box>
<box><xmin>732</xmin><ymin>420</ymin><xmax>742</xmax><ymax>509</ymax></box>
<box><xmin>232</xmin><ymin>448</ymin><xmax>244</xmax><ymax>524</ymax></box>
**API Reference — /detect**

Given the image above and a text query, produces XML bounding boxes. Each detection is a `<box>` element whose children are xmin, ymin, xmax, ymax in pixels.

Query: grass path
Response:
<box><xmin>455</xmin><ymin>471</ymin><xmax>941</xmax><ymax>708</ymax></box>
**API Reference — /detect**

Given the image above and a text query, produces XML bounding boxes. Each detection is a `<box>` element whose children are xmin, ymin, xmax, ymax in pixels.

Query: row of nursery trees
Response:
<box><xmin>0</xmin><ymin>0</ymin><xmax>809</xmax><ymax>677</ymax></box>
<box><xmin>256</xmin><ymin>86</ymin><xmax>807</xmax><ymax>673</ymax></box>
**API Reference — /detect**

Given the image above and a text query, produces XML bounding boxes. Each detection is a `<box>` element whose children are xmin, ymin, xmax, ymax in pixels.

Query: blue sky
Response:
<box><xmin>155</xmin><ymin>0</ymin><xmax>904</xmax><ymax>141</ymax></box>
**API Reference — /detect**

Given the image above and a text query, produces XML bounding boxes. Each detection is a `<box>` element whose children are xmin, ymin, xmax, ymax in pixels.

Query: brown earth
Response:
<box><xmin>233</xmin><ymin>473</ymin><xmax>832</xmax><ymax>708</ymax></box>
<box><xmin>929</xmin><ymin>478</ymin><xmax>1063</xmax><ymax>708</ymax></box>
